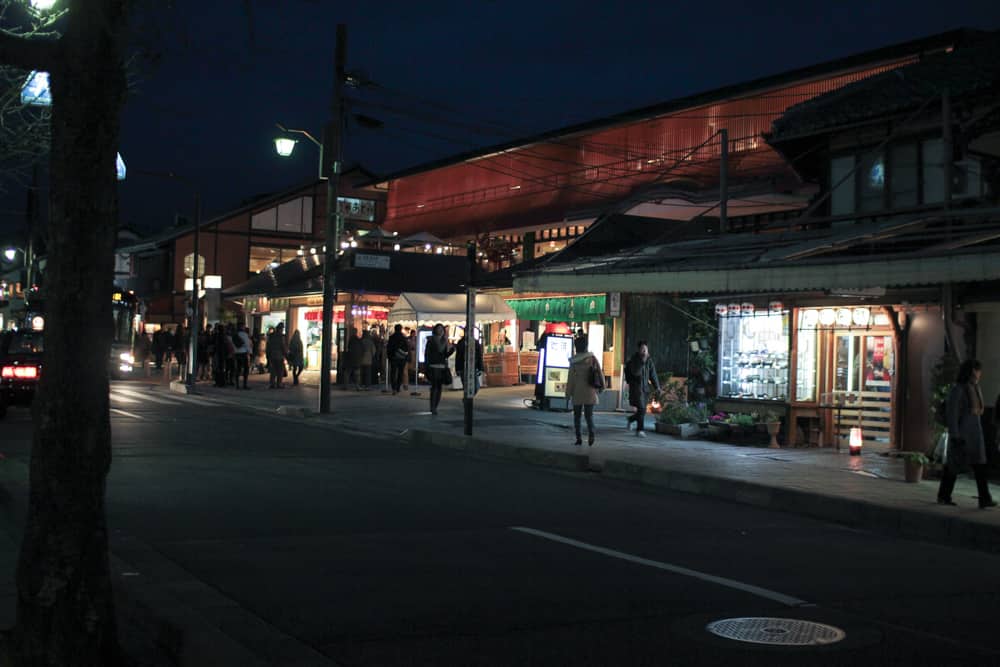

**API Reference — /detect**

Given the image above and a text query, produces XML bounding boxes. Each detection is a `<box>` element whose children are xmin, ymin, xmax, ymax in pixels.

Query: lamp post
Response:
<box><xmin>273</xmin><ymin>24</ymin><xmax>347</xmax><ymax>414</ymax></box>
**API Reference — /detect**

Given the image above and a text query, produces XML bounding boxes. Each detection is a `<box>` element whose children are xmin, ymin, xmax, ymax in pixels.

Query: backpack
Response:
<box><xmin>588</xmin><ymin>360</ymin><xmax>605</xmax><ymax>391</ymax></box>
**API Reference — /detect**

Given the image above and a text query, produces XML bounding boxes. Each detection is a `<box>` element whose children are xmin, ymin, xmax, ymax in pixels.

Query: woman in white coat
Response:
<box><xmin>565</xmin><ymin>336</ymin><xmax>603</xmax><ymax>446</ymax></box>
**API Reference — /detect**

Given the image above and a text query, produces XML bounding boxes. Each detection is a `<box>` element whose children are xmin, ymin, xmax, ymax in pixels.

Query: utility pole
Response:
<box><xmin>463</xmin><ymin>241</ymin><xmax>477</xmax><ymax>435</ymax></box>
<box><xmin>319</xmin><ymin>24</ymin><xmax>347</xmax><ymax>414</ymax></box>
<box><xmin>719</xmin><ymin>128</ymin><xmax>728</xmax><ymax>233</ymax></box>
<box><xmin>186</xmin><ymin>192</ymin><xmax>201</xmax><ymax>391</ymax></box>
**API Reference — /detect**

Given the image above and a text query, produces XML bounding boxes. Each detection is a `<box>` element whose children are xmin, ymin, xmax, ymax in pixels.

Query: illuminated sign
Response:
<box><xmin>336</xmin><ymin>197</ymin><xmax>376</xmax><ymax>222</ymax></box>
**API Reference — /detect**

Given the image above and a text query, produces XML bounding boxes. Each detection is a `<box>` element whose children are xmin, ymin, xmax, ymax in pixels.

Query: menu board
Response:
<box><xmin>543</xmin><ymin>334</ymin><xmax>574</xmax><ymax>398</ymax></box>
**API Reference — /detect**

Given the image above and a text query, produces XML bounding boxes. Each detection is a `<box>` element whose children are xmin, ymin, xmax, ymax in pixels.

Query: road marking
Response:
<box><xmin>112</xmin><ymin>388</ymin><xmax>185</xmax><ymax>406</ymax></box>
<box><xmin>510</xmin><ymin>526</ymin><xmax>810</xmax><ymax>607</ymax></box>
<box><xmin>110</xmin><ymin>408</ymin><xmax>144</xmax><ymax>420</ymax></box>
<box><xmin>109</xmin><ymin>391</ymin><xmax>141</xmax><ymax>404</ymax></box>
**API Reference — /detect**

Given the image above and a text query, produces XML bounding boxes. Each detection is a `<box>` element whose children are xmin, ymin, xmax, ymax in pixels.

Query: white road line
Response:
<box><xmin>110</xmin><ymin>408</ymin><xmax>144</xmax><ymax>420</ymax></box>
<box><xmin>109</xmin><ymin>392</ymin><xmax>141</xmax><ymax>404</ymax></box>
<box><xmin>509</xmin><ymin>526</ymin><xmax>809</xmax><ymax>607</ymax></box>
<box><xmin>112</xmin><ymin>388</ymin><xmax>185</xmax><ymax>406</ymax></box>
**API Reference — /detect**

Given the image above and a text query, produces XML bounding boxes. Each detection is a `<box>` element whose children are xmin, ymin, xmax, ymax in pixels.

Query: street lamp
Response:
<box><xmin>272</xmin><ymin>24</ymin><xmax>348</xmax><ymax>414</ymax></box>
<box><xmin>2</xmin><ymin>248</ymin><xmax>15</xmax><ymax>262</ymax></box>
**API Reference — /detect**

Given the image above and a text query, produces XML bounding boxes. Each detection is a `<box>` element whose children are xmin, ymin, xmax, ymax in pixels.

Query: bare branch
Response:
<box><xmin>0</xmin><ymin>30</ymin><xmax>59</xmax><ymax>72</ymax></box>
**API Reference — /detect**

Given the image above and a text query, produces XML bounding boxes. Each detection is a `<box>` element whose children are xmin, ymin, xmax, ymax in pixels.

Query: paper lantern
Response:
<box><xmin>740</xmin><ymin>302</ymin><xmax>755</xmax><ymax>316</ymax></box>
<box><xmin>852</xmin><ymin>308</ymin><xmax>871</xmax><ymax>326</ymax></box>
<box><xmin>715</xmin><ymin>304</ymin><xmax>728</xmax><ymax>316</ymax></box>
<box><xmin>819</xmin><ymin>308</ymin><xmax>836</xmax><ymax>326</ymax></box>
<box><xmin>836</xmin><ymin>309</ymin><xmax>852</xmax><ymax>327</ymax></box>
<box><xmin>801</xmin><ymin>309</ymin><xmax>819</xmax><ymax>328</ymax></box>
<box><xmin>849</xmin><ymin>427</ymin><xmax>863</xmax><ymax>455</ymax></box>
<box><xmin>769</xmin><ymin>300</ymin><xmax>783</xmax><ymax>314</ymax></box>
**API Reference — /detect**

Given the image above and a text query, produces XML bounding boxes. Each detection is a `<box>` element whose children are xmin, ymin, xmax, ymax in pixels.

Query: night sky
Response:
<box><xmin>5</xmin><ymin>0</ymin><xmax>1000</xmax><ymax>236</ymax></box>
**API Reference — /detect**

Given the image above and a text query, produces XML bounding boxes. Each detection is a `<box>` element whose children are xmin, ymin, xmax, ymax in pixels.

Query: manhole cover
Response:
<box><xmin>706</xmin><ymin>617</ymin><xmax>846</xmax><ymax>646</ymax></box>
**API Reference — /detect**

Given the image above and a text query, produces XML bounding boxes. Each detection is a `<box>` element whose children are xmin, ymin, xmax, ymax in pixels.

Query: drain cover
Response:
<box><xmin>706</xmin><ymin>617</ymin><xmax>846</xmax><ymax>646</ymax></box>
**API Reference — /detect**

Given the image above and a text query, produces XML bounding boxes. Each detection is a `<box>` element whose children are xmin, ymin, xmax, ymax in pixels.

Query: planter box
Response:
<box><xmin>655</xmin><ymin>422</ymin><xmax>700</xmax><ymax>438</ymax></box>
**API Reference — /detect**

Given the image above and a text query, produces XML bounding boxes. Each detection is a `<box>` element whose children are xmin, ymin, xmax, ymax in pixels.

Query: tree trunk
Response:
<box><xmin>13</xmin><ymin>2</ymin><xmax>129</xmax><ymax>664</ymax></box>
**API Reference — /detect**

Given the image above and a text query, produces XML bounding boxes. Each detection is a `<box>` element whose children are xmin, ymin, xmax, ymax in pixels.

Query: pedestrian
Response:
<box><xmin>151</xmin><ymin>328</ymin><xmax>163</xmax><ymax>370</ymax></box>
<box><xmin>938</xmin><ymin>359</ymin><xmax>996</xmax><ymax>508</ymax></box>
<box><xmin>565</xmin><ymin>336</ymin><xmax>603</xmax><ymax>446</ymax></box>
<box><xmin>386</xmin><ymin>323</ymin><xmax>409</xmax><ymax>395</ymax></box>
<box><xmin>234</xmin><ymin>324</ymin><xmax>252</xmax><ymax>389</ymax></box>
<box><xmin>197</xmin><ymin>326</ymin><xmax>210</xmax><ymax>380</ymax></box>
<box><xmin>424</xmin><ymin>323</ymin><xmax>454</xmax><ymax>415</ymax></box>
<box><xmin>455</xmin><ymin>328</ymin><xmax>483</xmax><ymax>395</ymax></box>
<box><xmin>346</xmin><ymin>329</ymin><xmax>363</xmax><ymax>390</ymax></box>
<box><xmin>405</xmin><ymin>328</ymin><xmax>417</xmax><ymax>390</ymax></box>
<box><xmin>212</xmin><ymin>324</ymin><xmax>228</xmax><ymax>387</ymax></box>
<box><xmin>625</xmin><ymin>340</ymin><xmax>660</xmax><ymax>438</ymax></box>
<box><xmin>287</xmin><ymin>329</ymin><xmax>304</xmax><ymax>386</ymax></box>
<box><xmin>360</xmin><ymin>329</ymin><xmax>376</xmax><ymax>390</ymax></box>
<box><xmin>266</xmin><ymin>322</ymin><xmax>288</xmax><ymax>388</ymax></box>
<box><xmin>175</xmin><ymin>325</ymin><xmax>188</xmax><ymax>381</ymax></box>
<box><xmin>135</xmin><ymin>329</ymin><xmax>151</xmax><ymax>377</ymax></box>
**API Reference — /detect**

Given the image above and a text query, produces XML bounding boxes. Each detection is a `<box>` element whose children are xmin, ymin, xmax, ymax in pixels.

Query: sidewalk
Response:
<box><xmin>171</xmin><ymin>371</ymin><xmax>1000</xmax><ymax>553</ymax></box>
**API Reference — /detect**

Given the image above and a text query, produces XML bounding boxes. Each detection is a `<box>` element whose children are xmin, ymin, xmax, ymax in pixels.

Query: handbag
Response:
<box><xmin>588</xmin><ymin>361</ymin><xmax>605</xmax><ymax>390</ymax></box>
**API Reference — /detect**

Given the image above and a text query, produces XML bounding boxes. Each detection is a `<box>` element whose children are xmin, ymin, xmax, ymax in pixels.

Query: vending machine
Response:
<box><xmin>535</xmin><ymin>333</ymin><xmax>574</xmax><ymax>410</ymax></box>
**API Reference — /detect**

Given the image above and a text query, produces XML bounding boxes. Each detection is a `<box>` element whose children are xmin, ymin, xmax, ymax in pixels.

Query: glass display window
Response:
<box><xmin>717</xmin><ymin>311</ymin><xmax>790</xmax><ymax>400</ymax></box>
<box><xmin>795</xmin><ymin>313</ymin><xmax>819</xmax><ymax>402</ymax></box>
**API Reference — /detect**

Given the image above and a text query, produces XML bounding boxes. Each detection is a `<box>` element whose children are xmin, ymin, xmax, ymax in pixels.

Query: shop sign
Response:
<box><xmin>271</xmin><ymin>297</ymin><xmax>289</xmax><ymax>312</ymax></box>
<box><xmin>607</xmin><ymin>292</ymin><xmax>621</xmax><ymax>317</ymax></box>
<box><xmin>336</xmin><ymin>196</ymin><xmax>376</xmax><ymax>222</ymax></box>
<box><xmin>354</xmin><ymin>253</ymin><xmax>391</xmax><ymax>270</ymax></box>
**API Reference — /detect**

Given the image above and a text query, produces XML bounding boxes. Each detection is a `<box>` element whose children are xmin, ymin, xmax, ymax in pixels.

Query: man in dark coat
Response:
<box><xmin>625</xmin><ymin>340</ymin><xmax>660</xmax><ymax>437</ymax></box>
<box><xmin>455</xmin><ymin>329</ymin><xmax>484</xmax><ymax>395</ymax></box>
<box><xmin>386</xmin><ymin>324</ymin><xmax>410</xmax><ymax>395</ymax></box>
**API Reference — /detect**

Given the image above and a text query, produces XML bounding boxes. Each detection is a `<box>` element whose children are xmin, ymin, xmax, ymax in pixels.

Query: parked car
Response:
<box><xmin>0</xmin><ymin>329</ymin><xmax>43</xmax><ymax>419</ymax></box>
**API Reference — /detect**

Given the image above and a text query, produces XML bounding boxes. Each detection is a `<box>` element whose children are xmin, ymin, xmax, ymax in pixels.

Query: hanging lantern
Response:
<box><xmin>715</xmin><ymin>304</ymin><xmax>728</xmax><ymax>316</ymax></box>
<box><xmin>728</xmin><ymin>303</ymin><xmax>741</xmax><ymax>315</ymax></box>
<box><xmin>849</xmin><ymin>427</ymin><xmax>863</xmax><ymax>455</ymax></box>
<box><xmin>801</xmin><ymin>309</ymin><xmax>819</xmax><ymax>328</ymax></box>
<box><xmin>740</xmin><ymin>302</ymin><xmax>755</xmax><ymax>316</ymax></box>
<box><xmin>836</xmin><ymin>309</ymin><xmax>852</xmax><ymax>327</ymax></box>
<box><xmin>852</xmin><ymin>307</ymin><xmax>871</xmax><ymax>326</ymax></box>
<box><xmin>819</xmin><ymin>308</ymin><xmax>836</xmax><ymax>326</ymax></box>
<box><xmin>769</xmin><ymin>300</ymin><xmax>783</xmax><ymax>314</ymax></box>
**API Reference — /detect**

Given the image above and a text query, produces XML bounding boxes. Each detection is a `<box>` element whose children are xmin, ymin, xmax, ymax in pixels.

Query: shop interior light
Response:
<box><xmin>819</xmin><ymin>308</ymin><xmax>836</xmax><ymax>326</ymax></box>
<box><xmin>873</xmin><ymin>312</ymin><xmax>891</xmax><ymax>326</ymax></box>
<box><xmin>310</xmin><ymin>247</ymin><xmax>317</xmax><ymax>255</ymax></box>
<box><xmin>349</xmin><ymin>240</ymin><xmax>358</xmax><ymax>248</ymax></box>
<box><xmin>801</xmin><ymin>309</ymin><xmax>819</xmax><ymax>328</ymax></box>
<box><xmin>30</xmin><ymin>0</ymin><xmax>59</xmax><ymax>10</ymax></box>
<box><xmin>296</xmin><ymin>248</ymin><xmax>304</xmax><ymax>256</ymax></box>
<box><xmin>836</xmin><ymin>309</ymin><xmax>852</xmax><ymax>327</ymax></box>
<box><xmin>203</xmin><ymin>275</ymin><xmax>222</xmax><ymax>289</ymax></box>
<box><xmin>3</xmin><ymin>248</ymin><xmax>16</xmax><ymax>262</ymax></box>
<box><xmin>393</xmin><ymin>243</ymin><xmax>400</xmax><ymax>251</ymax></box>
<box><xmin>852</xmin><ymin>307</ymin><xmax>871</xmax><ymax>326</ymax></box>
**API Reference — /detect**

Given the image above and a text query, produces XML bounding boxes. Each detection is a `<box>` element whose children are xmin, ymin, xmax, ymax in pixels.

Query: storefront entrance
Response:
<box><xmin>832</xmin><ymin>332</ymin><xmax>894</xmax><ymax>446</ymax></box>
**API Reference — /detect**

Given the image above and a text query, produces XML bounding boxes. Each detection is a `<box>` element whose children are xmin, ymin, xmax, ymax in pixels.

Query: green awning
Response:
<box><xmin>506</xmin><ymin>294</ymin><xmax>606</xmax><ymax>321</ymax></box>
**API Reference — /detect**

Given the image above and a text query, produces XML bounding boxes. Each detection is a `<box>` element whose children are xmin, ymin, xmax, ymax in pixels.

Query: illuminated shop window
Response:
<box><xmin>795</xmin><ymin>312</ymin><xmax>819</xmax><ymax>402</ymax></box>
<box><xmin>717</xmin><ymin>311</ymin><xmax>790</xmax><ymax>400</ymax></box>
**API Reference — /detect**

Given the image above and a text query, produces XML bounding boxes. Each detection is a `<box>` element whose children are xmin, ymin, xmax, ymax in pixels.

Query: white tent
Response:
<box><xmin>388</xmin><ymin>292</ymin><xmax>516</xmax><ymax>328</ymax></box>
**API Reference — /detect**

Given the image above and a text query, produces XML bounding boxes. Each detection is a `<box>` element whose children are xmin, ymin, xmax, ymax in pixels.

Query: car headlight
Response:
<box><xmin>119</xmin><ymin>352</ymin><xmax>134</xmax><ymax>364</ymax></box>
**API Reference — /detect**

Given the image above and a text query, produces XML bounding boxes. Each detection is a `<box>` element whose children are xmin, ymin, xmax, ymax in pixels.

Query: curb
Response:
<box><xmin>406</xmin><ymin>429</ymin><xmax>1000</xmax><ymax>554</ymax></box>
<box><xmin>406</xmin><ymin>429</ymin><xmax>590</xmax><ymax>472</ymax></box>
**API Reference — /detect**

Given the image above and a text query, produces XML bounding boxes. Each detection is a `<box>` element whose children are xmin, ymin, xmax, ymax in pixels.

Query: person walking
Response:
<box><xmin>266</xmin><ymin>322</ymin><xmax>288</xmax><ymax>389</ymax></box>
<box><xmin>234</xmin><ymin>324</ymin><xmax>252</xmax><ymax>389</ymax></box>
<box><xmin>151</xmin><ymin>328</ymin><xmax>164</xmax><ymax>370</ymax></box>
<box><xmin>455</xmin><ymin>328</ymin><xmax>484</xmax><ymax>395</ymax></box>
<box><xmin>386</xmin><ymin>324</ymin><xmax>409</xmax><ymax>395</ymax></box>
<box><xmin>405</xmin><ymin>329</ymin><xmax>418</xmax><ymax>391</ymax></box>
<box><xmin>360</xmin><ymin>329</ymin><xmax>376</xmax><ymax>390</ymax></box>
<box><xmin>938</xmin><ymin>359</ymin><xmax>996</xmax><ymax>508</ymax></box>
<box><xmin>424</xmin><ymin>323</ymin><xmax>454</xmax><ymax>415</ymax></box>
<box><xmin>625</xmin><ymin>340</ymin><xmax>660</xmax><ymax>438</ymax></box>
<box><xmin>345</xmin><ymin>329</ymin><xmax>364</xmax><ymax>390</ymax></box>
<box><xmin>287</xmin><ymin>329</ymin><xmax>304</xmax><ymax>386</ymax></box>
<box><xmin>565</xmin><ymin>336</ymin><xmax>602</xmax><ymax>446</ymax></box>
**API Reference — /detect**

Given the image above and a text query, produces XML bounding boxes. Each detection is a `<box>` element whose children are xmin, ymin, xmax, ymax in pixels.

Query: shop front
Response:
<box><xmin>714</xmin><ymin>300</ymin><xmax>897</xmax><ymax>450</ymax></box>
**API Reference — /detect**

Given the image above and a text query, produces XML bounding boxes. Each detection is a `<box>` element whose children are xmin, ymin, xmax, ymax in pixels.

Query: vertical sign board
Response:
<box><xmin>542</xmin><ymin>334</ymin><xmax>574</xmax><ymax>399</ymax></box>
<box><xmin>607</xmin><ymin>292</ymin><xmax>621</xmax><ymax>317</ymax></box>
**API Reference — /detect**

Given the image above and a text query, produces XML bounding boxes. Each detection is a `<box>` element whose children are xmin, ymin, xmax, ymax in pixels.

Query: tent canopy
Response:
<box><xmin>389</xmin><ymin>292</ymin><xmax>516</xmax><ymax>328</ymax></box>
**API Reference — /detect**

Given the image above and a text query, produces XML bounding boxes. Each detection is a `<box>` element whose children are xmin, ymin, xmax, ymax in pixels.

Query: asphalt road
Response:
<box><xmin>3</xmin><ymin>384</ymin><xmax>1000</xmax><ymax>666</ymax></box>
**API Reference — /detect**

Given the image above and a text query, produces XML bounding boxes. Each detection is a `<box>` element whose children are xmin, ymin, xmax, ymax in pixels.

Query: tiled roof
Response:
<box><xmin>768</xmin><ymin>32</ymin><xmax>1000</xmax><ymax>142</ymax></box>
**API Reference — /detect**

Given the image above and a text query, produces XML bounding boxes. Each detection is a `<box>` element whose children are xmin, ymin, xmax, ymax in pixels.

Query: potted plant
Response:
<box><xmin>761</xmin><ymin>410</ymin><xmax>782</xmax><ymax>449</ymax></box>
<box><xmin>707</xmin><ymin>412</ymin><xmax>730</xmax><ymax>439</ymax></box>
<box><xmin>900</xmin><ymin>452</ymin><xmax>930</xmax><ymax>483</ymax></box>
<box><xmin>655</xmin><ymin>402</ymin><xmax>705</xmax><ymax>438</ymax></box>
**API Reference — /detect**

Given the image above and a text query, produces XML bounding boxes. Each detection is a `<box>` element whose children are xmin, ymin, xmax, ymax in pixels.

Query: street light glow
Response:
<box><xmin>20</xmin><ymin>71</ymin><xmax>51</xmax><ymax>107</ymax></box>
<box><xmin>3</xmin><ymin>248</ymin><xmax>16</xmax><ymax>262</ymax></box>
<box><xmin>274</xmin><ymin>137</ymin><xmax>297</xmax><ymax>157</ymax></box>
<box><xmin>30</xmin><ymin>0</ymin><xmax>59</xmax><ymax>9</ymax></box>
